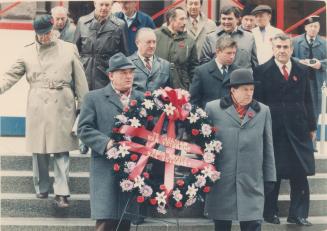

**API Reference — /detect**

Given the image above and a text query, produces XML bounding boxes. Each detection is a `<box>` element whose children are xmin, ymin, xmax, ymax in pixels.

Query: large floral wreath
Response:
<box><xmin>107</xmin><ymin>87</ymin><xmax>222</xmax><ymax>214</ymax></box>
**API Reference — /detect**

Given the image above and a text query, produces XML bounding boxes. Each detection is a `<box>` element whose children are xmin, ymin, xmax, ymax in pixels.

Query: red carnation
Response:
<box><xmin>131</xmin><ymin>26</ymin><xmax>137</xmax><ymax>32</ymax></box>
<box><xmin>112</xmin><ymin>127</ymin><xmax>119</xmax><ymax>133</ymax></box>
<box><xmin>137</xmin><ymin>196</ymin><xmax>145</xmax><ymax>203</ymax></box>
<box><xmin>176</xmin><ymin>179</ymin><xmax>185</xmax><ymax>187</ymax></box>
<box><xmin>144</xmin><ymin>91</ymin><xmax>151</xmax><ymax>97</ymax></box>
<box><xmin>211</xmin><ymin>127</ymin><xmax>218</xmax><ymax>133</ymax></box>
<box><xmin>113</xmin><ymin>163</ymin><xmax>120</xmax><ymax>172</ymax></box>
<box><xmin>147</xmin><ymin>115</ymin><xmax>154</xmax><ymax>121</ymax></box>
<box><xmin>247</xmin><ymin>111</ymin><xmax>255</xmax><ymax>118</ymax></box>
<box><xmin>175</xmin><ymin>201</ymin><xmax>183</xmax><ymax>208</ymax></box>
<box><xmin>143</xmin><ymin>172</ymin><xmax>150</xmax><ymax>179</ymax></box>
<box><xmin>191</xmin><ymin>129</ymin><xmax>199</xmax><ymax>136</ymax></box>
<box><xmin>191</xmin><ymin>168</ymin><xmax>199</xmax><ymax>174</ymax></box>
<box><xmin>203</xmin><ymin>186</ymin><xmax>211</xmax><ymax>193</ymax></box>
<box><xmin>123</xmin><ymin>106</ymin><xmax>129</xmax><ymax>112</ymax></box>
<box><xmin>130</xmin><ymin>154</ymin><xmax>138</xmax><ymax>161</ymax></box>
<box><xmin>130</xmin><ymin>100</ymin><xmax>137</xmax><ymax>107</ymax></box>
<box><xmin>149</xmin><ymin>198</ymin><xmax>157</xmax><ymax>205</ymax></box>
<box><xmin>160</xmin><ymin>184</ymin><xmax>166</xmax><ymax>191</ymax></box>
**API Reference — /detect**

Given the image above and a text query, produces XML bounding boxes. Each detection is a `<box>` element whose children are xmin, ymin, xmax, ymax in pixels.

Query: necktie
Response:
<box><xmin>222</xmin><ymin>65</ymin><xmax>228</xmax><ymax>78</ymax></box>
<box><xmin>309</xmin><ymin>38</ymin><xmax>314</xmax><ymax>59</ymax></box>
<box><xmin>144</xmin><ymin>57</ymin><xmax>152</xmax><ymax>72</ymax></box>
<box><xmin>309</xmin><ymin>38</ymin><xmax>314</xmax><ymax>45</ymax></box>
<box><xmin>282</xmin><ymin>65</ymin><xmax>289</xmax><ymax>81</ymax></box>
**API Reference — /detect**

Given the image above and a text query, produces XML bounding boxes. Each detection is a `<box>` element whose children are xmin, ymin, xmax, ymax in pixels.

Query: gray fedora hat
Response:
<box><xmin>251</xmin><ymin>5</ymin><xmax>272</xmax><ymax>15</ymax></box>
<box><xmin>106</xmin><ymin>52</ymin><xmax>136</xmax><ymax>73</ymax></box>
<box><xmin>227</xmin><ymin>69</ymin><xmax>260</xmax><ymax>87</ymax></box>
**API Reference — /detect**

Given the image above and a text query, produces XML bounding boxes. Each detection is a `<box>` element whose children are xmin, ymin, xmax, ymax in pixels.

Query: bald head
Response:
<box><xmin>135</xmin><ymin>28</ymin><xmax>157</xmax><ymax>58</ymax></box>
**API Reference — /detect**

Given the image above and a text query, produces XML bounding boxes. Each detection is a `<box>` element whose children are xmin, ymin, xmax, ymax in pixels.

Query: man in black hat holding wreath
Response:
<box><xmin>204</xmin><ymin>69</ymin><xmax>276</xmax><ymax>231</ymax></box>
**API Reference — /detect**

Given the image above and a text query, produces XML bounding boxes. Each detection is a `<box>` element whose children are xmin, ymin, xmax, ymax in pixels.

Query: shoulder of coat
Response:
<box><xmin>24</xmin><ymin>41</ymin><xmax>35</xmax><ymax>47</ymax></box>
<box><xmin>109</xmin><ymin>15</ymin><xmax>125</xmax><ymax>27</ymax></box>
<box><xmin>78</xmin><ymin>12</ymin><xmax>94</xmax><ymax>24</ymax></box>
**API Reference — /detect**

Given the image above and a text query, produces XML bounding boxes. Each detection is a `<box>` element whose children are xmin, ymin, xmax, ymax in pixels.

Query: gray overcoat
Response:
<box><xmin>0</xmin><ymin>38</ymin><xmax>89</xmax><ymax>154</ymax></box>
<box><xmin>204</xmin><ymin>96</ymin><xmax>276</xmax><ymax>221</ymax></box>
<box><xmin>77</xmin><ymin>84</ymin><xmax>139</xmax><ymax>220</ymax></box>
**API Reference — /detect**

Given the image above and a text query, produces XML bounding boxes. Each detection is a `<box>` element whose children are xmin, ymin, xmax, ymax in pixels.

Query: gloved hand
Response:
<box><xmin>264</xmin><ymin>181</ymin><xmax>275</xmax><ymax>195</ymax></box>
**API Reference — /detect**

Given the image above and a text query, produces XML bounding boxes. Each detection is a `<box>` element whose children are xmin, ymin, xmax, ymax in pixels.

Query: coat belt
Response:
<box><xmin>30</xmin><ymin>81</ymin><xmax>71</xmax><ymax>90</ymax></box>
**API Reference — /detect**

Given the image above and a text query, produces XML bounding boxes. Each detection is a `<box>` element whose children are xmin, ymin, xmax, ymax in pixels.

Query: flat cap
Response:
<box><xmin>106</xmin><ymin>52</ymin><xmax>136</xmax><ymax>73</ymax></box>
<box><xmin>304</xmin><ymin>16</ymin><xmax>320</xmax><ymax>25</ymax></box>
<box><xmin>227</xmin><ymin>69</ymin><xmax>260</xmax><ymax>87</ymax></box>
<box><xmin>251</xmin><ymin>5</ymin><xmax>272</xmax><ymax>15</ymax></box>
<box><xmin>33</xmin><ymin>14</ymin><xmax>53</xmax><ymax>35</ymax></box>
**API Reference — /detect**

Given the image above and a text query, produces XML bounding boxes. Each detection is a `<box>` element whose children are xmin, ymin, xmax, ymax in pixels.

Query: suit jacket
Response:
<box><xmin>292</xmin><ymin>34</ymin><xmax>327</xmax><ymax>119</ymax></box>
<box><xmin>254</xmin><ymin>57</ymin><xmax>316</xmax><ymax>176</ymax></box>
<box><xmin>200</xmin><ymin>26</ymin><xmax>258</xmax><ymax>69</ymax></box>
<box><xmin>190</xmin><ymin>59</ymin><xmax>238</xmax><ymax>109</ymax></box>
<box><xmin>205</xmin><ymin>96</ymin><xmax>276</xmax><ymax>221</ymax></box>
<box><xmin>77</xmin><ymin>84</ymin><xmax>140</xmax><ymax>219</ymax></box>
<box><xmin>186</xmin><ymin>13</ymin><xmax>216</xmax><ymax>59</ymax></box>
<box><xmin>129</xmin><ymin>52</ymin><xmax>170</xmax><ymax>92</ymax></box>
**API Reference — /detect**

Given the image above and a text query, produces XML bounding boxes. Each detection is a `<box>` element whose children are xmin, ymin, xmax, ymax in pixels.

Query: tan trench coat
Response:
<box><xmin>0</xmin><ymin>38</ymin><xmax>89</xmax><ymax>153</ymax></box>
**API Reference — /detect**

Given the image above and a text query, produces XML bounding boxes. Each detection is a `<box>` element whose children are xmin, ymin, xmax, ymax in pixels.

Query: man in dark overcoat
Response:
<box><xmin>205</xmin><ymin>69</ymin><xmax>276</xmax><ymax>231</ymax></box>
<box><xmin>74</xmin><ymin>0</ymin><xmax>129</xmax><ymax>90</ymax></box>
<box><xmin>254</xmin><ymin>33</ymin><xmax>317</xmax><ymax>226</ymax></box>
<box><xmin>78</xmin><ymin>53</ymin><xmax>140</xmax><ymax>231</ymax></box>
<box><xmin>190</xmin><ymin>36</ymin><xmax>239</xmax><ymax>109</ymax></box>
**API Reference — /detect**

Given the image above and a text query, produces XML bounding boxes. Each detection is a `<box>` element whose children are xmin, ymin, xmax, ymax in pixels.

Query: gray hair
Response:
<box><xmin>51</xmin><ymin>6</ymin><xmax>68</xmax><ymax>16</ymax></box>
<box><xmin>216</xmin><ymin>35</ymin><xmax>238</xmax><ymax>50</ymax></box>
<box><xmin>135</xmin><ymin>27</ymin><xmax>156</xmax><ymax>41</ymax></box>
<box><xmin>271</xmin><ymin>33</ymin><xmax>293</xmax><ymax>47</ymax></box>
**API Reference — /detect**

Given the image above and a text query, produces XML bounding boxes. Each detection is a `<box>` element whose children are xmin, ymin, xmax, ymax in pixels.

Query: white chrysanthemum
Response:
<box><xmin>185</xmin><ymin>197</ymin><xmax>196</xmax><ymax>207</ymax></box>
<box><xmin>124</xmin><ymin>161</ymin><xmax>136</xmax><ymax>173</ymax></box>
<box><xmin>172</xmin><ymin>189</ymin><xmax>183</xmax><ymax>201</ymax></box>
<box><xmin>186</xmin><ymin>184</ymin><xmax>198</xmax><ymax>198</ymax></box>
<box><xmin>210</xmin><ymin>171</ymin><xmax>221</xmax><ymax>182</ymax></box>
<box><xmin>116</xmin><ymin>114</ymin><xmax>128</xmax><ymax>123</ymax></box>
<box><xmin>142</xmin><ymin>99</ymin><xmax>155</xmax><ymax>110</ymax></box>
<box><xmin>164</xmin><ymin>103</ymin><xmax>176</xmax><ymax>116</ymax></box>
<box><xmin>140</xmin><ymin>185</ymin><xmax>153</xmax><ymax>197</ymax></box>
<box><xmin>204</xmin><ymin>142</ymin><xmax>215</xmax><ymax>153</ymax></box>
<box><xmin>196</xmin><ymin>108</ymin><xmax>207</xmax><ymax>118</ymax></box>
<box><xmin>106</xmin><ymin>147</ymin><xmax>119</xmax><ymax>159</ymax></box>
<box><xmin>203</xmin><ymin>152</ymin><xmax>215</xmax><ymax>164</ymax></box>
<box><xmin>120</xmin><ymin>179</ymin><xmax>134</xmax><ymax>192</ymax></box>
<box><xmin>129</xmin><ymin>117</ymin><xmax>141</xmax><ymax>127</ymax></box>
<box><xmin>211</xmin><ymin>140</ymin><xmax>223</xmax><ymax>152</ymax></box>
<box><xmin>201</xmin><ymin>166</ymin><xmax>214</xmax><ymax>178</ymax></box>
<box><xmin>187</xmin><ymin>112</ymin><xmax>200</xmax><ymax>124</ymax></box>
<box><xmin>201</xmin><ymin>124</ymin><xmax>212</xmax><ymax>137</ymax></box>
<box><xmin>195</xmin><ymin>175</ymin><xmax>206</xmax><ymax>188</ymax></box>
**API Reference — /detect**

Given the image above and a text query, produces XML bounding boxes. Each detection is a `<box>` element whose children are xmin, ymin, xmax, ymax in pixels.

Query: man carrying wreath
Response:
<box><xmin>78</xmin><ymin>52</ymin><xmax>140</xmax><ymax>231</ymax></box>
<box><xmin>204</xmin><ymin>69</ymin><xmax>276</xmax><ymax>231</ymax></box>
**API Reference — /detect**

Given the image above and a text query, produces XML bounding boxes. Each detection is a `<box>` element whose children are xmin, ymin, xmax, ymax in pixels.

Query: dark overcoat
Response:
<box><xmin>254</xmin><ymin>58</ymin><xmax>317</xmax><ymax>177</ymax></box>
<box><xmin>74</xmin><ymin>12</ymin><xmax>129</xmax><ymax>90</ymax></box>
<box><xmin>204</xmin><ymin>97</ymin><xmax>276</xmax><ymax>221</ymax></box>
<box><xmin>77</xmin><ymin>84</ymin><xmax>140</xmax><ymax>219</ymax></box>
<box><xmin>292</xmin><ymin>34</ymin><xmax>327</xmax><ymax>119</ymax></box>
<box><xmin>189</xmin><ymin>59</ymin><xmax>238</xmax><ymax>109</ymax></box>
<box><xmin>129</xmin><ymin>52</ymin><xmax>170</xmax><ymax>92</ymax></box>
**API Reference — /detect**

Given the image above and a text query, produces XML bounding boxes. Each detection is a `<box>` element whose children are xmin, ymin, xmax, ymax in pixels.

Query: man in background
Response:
<box><xmin>51</xmin><ymin>6</ymin><xmax>76</xmax><ymax>43</ymax></box>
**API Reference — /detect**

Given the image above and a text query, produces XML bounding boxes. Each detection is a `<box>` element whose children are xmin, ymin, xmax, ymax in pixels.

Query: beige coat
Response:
<box><xmin>0</xmin><ymin>38</ymin><xmax>89</xmax><ymax>153</ymax></box>
<box><xmin>186</xmin><ymin>13</ymin><xmax>216</xmax><ymax>59</ymax></box>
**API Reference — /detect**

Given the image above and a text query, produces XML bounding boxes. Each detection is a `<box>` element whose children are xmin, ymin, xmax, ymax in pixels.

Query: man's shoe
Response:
<box><xmin>54</xmin><ymin>195</ymin><xmax>69</xmax><ymax>208</ymax></box>
<box><xmin>79</xmin><ymin>143</ymin><xmax>89</xmax><ymax>154</ymax></box>
<box><xmin>264</xmin><ymin>215</ymin><xmax>280</xmax><ymax>224</ymax></box>
<box><xmin>36</xmin><ymin>192</ymin><xmax>48</xmax><ymax>199</ymax></box>
<box><xmin>287</xmin><ymin>217</ymin><xmax>312</xmax><ymax>226</ymax></box>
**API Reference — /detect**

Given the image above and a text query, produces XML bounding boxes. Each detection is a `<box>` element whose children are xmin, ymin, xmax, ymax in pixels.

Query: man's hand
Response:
<box><xmin>107</xmin><ymin>139</ymin><xmax>114</xmax><ymax>151</ymax></box>
<box><xmin>299</xmin><ymin>59</ymin><xmax>321</xmax><ymax>70</ymax></box>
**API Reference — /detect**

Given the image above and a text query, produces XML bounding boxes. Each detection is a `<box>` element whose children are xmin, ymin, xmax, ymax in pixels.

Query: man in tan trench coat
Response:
<box><xmin>0</xmin><ymin>15</ymin><xmax>89</xmax><ymax>208</ymax></box>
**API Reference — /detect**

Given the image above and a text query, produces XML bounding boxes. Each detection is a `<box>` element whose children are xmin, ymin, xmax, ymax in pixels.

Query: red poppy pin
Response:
<box><xmin>293</xmin><ymin>76</ymin><xmax>298</xmax><ymax>82</ymax></box>
<box><xmin>131</xmin><ymin>26</ymin><xmax>137</xmax><ymax>32</ymax></box>
<box><xmin>178</xmin><ymin>41</ymin><xmax>185</xmax><ymax>48</ymax></box>
<box><xmin>247</xmin><ymin>111</ymin><xmax>255</xmax><ymax>118</ymax></box>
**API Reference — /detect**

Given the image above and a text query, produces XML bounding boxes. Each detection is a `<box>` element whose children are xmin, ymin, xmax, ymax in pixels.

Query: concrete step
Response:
<box><xmin>2</xmin><ymin>171</ymin><xmax>327</xmax><ymax>195</ymax></box>
<box><xmin>0</xmin><ymin>153</ymin><xmax>90</xmax><ymax>172</ymax></box>
<box><xmin>1</xmin><ymin>193</ymin><xmax>327</xmax><ymax>218</ymax></box>
<box><xmin>1</xmin><ymin>217</ymin><xmax>327</xmax><ymax>231</ymax></box>
<box><xmin>1</xmin><ymin>153</ymin><xmax>327</xmax><ymax>173</ymax></box>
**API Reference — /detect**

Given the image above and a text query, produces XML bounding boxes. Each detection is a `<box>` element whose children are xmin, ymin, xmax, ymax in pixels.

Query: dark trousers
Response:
<box><xmin>264</xmin><ymin>176</ymin><xmax>310</xmax><ymax>218</ymax></box>
<box><xmin>214</xmin><ymin>220</ymin><xmax>261</xmax><ymax>231</ymax></box>
<box><xmin>95</xmin><ymin>219</ymin><xmax>131</xmax><ymax>231</ymax></box>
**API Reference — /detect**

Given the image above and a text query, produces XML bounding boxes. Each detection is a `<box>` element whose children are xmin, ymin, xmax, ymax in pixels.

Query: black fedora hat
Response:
<box><xmin>227</xmin><ymin>69</ymin><xmax>260</xmax><ymax>87</ymax></box>
<box><xmin>33</xmin><ymin>14</ymin><xmax>53</xmax><ymax>35</ymax></box>
<box><xmin>106</xmin><ymin>52</ymin><xmax>136</xmax><ymax>73</ymax></box>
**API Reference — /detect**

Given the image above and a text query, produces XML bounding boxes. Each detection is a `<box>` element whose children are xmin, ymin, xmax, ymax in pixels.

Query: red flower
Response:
<box><xmin>123</xmin><ymin>106</ymin><xmax>129</xmax><ymax>112</ymax></box>
<box><xmin>176</xmin><ymin>179</ymin><xmax>185</xmax><ymax>187</ymax></box>
<box><xmin>247</xmin><ymin>111</ymin><xmax>255</xmax><ymax>118</ymax></box>
<box><xmin>113</xmin><ymin>163</ymin><xmax>120</xmax><ymax>172</ymax></box>
<box><xmin>203</xmin><ymin>186</ymin><xmax>211</xmax><ymax>193</ymax></box>
<box><xmin>144</xmin><ymin>91</ymin><xmax>151</xmax><ymax>97</ymax></box>
<box><xmin>112</xmin><ymin>127</ymin><xmax>119</xmax><ymax>133</ymax></box>
<box><xmin>137</xmin><ymin>196</ymin><xmax>145</xmax><ymax>203</ymax></box>
<box><xmin>143</xmin><ymin>172</ymin><xmax>150</xmax><ymax>179</ymax></box>
<box><xmin>159</xmin><ymin>184</ymin><xmax>166</xmax><ymax>191</ymax></box>
<box><xmin>293</xmin><ymin>76</ymin><xmax>298</xmax><ymax>82</ymax></box>
<box><xmin>191</xmin><ymin>129</ymin><xmax>199</xmax><ymax>136</ymax></box>
<box><xmin>130</xmin><ymin>100</ymin><xmax>137</xmax><ymax>107</ymax></box>
<box><xmin>131</xmin><ymin>26</ymin><xmax>137</xmax><ymax>32</ymax></box>
<box><xmin>191</xmin><ymin>168</ymin><xmax>199</xmax><ymax>174</ymax></box>
<box><xmin>147</xmin><ymin>115</ymin><xmax>154</xmax><ymax>121</ymax></box>
<box><xmin>130</xmin><ymin>154</ymin><xmax>138</xmax><ymax>161</ymax></box>
<box><xmin>211</xmin><ymin>127</ymin><xmax>218</xmax><ymax>133</ymax></box>
<box><xmin>175</xmin><ymin>201</ymin><xmax>183</xmax><ymax>208</ymax></box>
<box><xmin>149</xmin><ymin>198</ymin><xmax>157</xmax><ymax>205</ymax></box>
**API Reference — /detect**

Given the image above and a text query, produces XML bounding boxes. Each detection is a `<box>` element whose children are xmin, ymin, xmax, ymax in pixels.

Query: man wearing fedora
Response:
<box><xmin>78</xmin><ymin>52</ymin><xmax>140</xmax><ymax>231</ymax></box>
<box><xmin>0</xmin><ymin>14</ymin><xmax>89</xmax><ymax>208</ymax></box>
<box><xmin>204</xmin><ymin>69</ymin><xmax>276</xmax><ymax>231</ymax></box>
<box><xmin>254</xmin><ymin>33</ymin><xmax>316</xmax><ymax>226</ymax></box>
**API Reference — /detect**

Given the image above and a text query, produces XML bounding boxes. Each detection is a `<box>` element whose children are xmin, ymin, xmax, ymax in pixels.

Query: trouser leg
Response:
<box><xmin>95</xmin><ymin>219</ymin><xmax>131</xmax><ymax>231</ymax></box>
<box><xmin>240</xmin><ymin>220</ymin><xmax>262</xmax><ymax>231</ymax></box>
<box><xmin>264</xmin><ymin>177</ymin><xmax>281</xmax><ymax>217</ymax></box>
<box><xmin>289</xmin><ymin>175</ymin><xmax>310</xmax><ymax>218</ymax></box>
<box><xmin>214</xmin><ymin>220</ymin><xmax>232</xmax><ymax>231</ymax></box>
<box><xmin>53</xmin><ymin>152</ymin><xmax>70</xmax><ymax>196</ymax></box>
<box><xmin>32</xmin><ymin>153</ymin><xmax>50</xmax><ymax>194</ymax></box>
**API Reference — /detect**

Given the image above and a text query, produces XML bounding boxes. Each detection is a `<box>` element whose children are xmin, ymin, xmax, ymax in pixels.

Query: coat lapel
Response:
<box><xmin>133</xmin><ymin>55</ymin><xmax>150</xmax><ymax>75</ymax></box>
<box><xmin>241</xmin><ymin>107</ymin><xmax>256</xmax><ymax>127</ymax></box>
<box><xmin>208</xmin><ymin>60</ymin><xmax>223</xmax><ymax>82</ymax></box>
<box><xmin>224</xmin><ymin>105</ymin><xmax>241</xmax><ymax>126</ymax></box>
<box><xmin>104</xmin><ymin>84</ymin><xmax>123</xmax><ymax>111</ymax></box>
<box><xmin>150</xmin><ymin>56</ymin><xmax>161</xmax><ymax>77</ymax></box>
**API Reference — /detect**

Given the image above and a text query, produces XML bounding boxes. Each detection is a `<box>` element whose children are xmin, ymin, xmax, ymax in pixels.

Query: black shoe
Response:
<box><xmin>264</xmin><ymin>215</ymin><xmax>280</xmax><ymax>224</ymax></box>
<box><xmin>287</xmin><ymin>217</ymin><xmax>312</xmax><ymax>226</ymax></box>
<box><xmin>79</xmin><ymin>143</ymin><xmax>89</xmax><ymax>154</ymax></box>
<box><xmin>54</xmin><ymin>195</ymin><xmax>69</xmax><ymax>208</ymax></box>
<box><xmin>36</xmin><ymin>192</ymin><xmax>48</xmax><ymax>199</ymax></box>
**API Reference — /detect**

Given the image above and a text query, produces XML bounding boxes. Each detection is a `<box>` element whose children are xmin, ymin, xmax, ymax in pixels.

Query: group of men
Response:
<box><xmin>0</xmin><ymin>0</ymin><xmax>326</xmax><ymax>231</ymax></box>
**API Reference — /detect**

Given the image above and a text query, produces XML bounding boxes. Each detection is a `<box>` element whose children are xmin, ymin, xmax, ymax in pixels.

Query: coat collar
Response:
<box><xmin>103</xmin><ymin>84</ymin><xmax>124</xmax><ymax>111</ymax></box>
<box><xmin>160</xmin><ymin>26</ymin><xmax>188</xmax><ymax>40</ymax></box>
<box><xmin>208</xmin><ymin>60</ymin><xmax>237</xmax><ymax>85</ymax></box>
<box><xmin>129</xmin><ymin>52</ymin><xmax>161</xmax><ymax>76</ymax></box>
<box><xmin>216</xmin><ymin>25</ymin><xmax>244</xmax><ymax>36</ymax></box>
